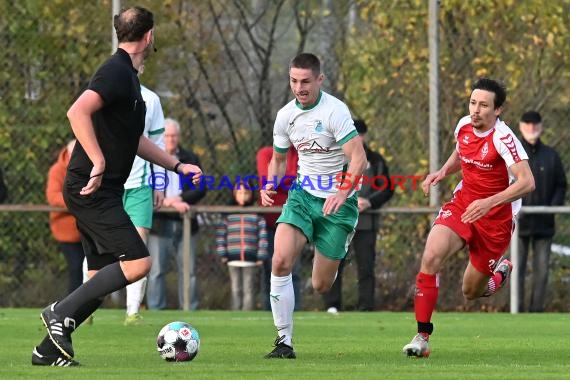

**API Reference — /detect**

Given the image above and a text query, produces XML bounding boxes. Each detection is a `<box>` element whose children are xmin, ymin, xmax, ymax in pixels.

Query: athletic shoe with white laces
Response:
<box><xmin>31</xmin><ymin>347</ymin><xmax>80</xmax><ymax>367</ymax></box>
<box><xmin>403</xmin><ymin>333</ymin><xmax>430</xmax><ymax>358</ymax></box>
<box><xmin>264</xmin><ymin>335</ymin><xmax>296</xmax><ymax>359</ymax></box>
<box><xmin>40</xmin><ymin>302</ymin><xmax>75</xmax><ymax>359</ymax></box>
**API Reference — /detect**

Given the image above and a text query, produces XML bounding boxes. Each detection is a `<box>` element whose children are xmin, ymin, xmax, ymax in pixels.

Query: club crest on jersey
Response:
<box><xmin>462</xmin><ymin>135</ymin><xmax>469</xmax><ymax>144</ymax></box>
<box><xmin>314</xmin><ymin>120</ymin><xmax>324</xmax><ymax>133</ymax></box>
<box><xmin>480</xmin><ymin>142</ymin><xmax>489</xmax><ymax>159</ymax></box>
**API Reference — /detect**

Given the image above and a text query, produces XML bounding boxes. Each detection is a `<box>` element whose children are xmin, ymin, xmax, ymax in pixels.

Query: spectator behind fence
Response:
<box><xmin>0</xmin><ymin>167</ymin><xmax>6</xmax><ymax>203</ymax></box>
<box><xmin>256</xmin><ymin>145</ymin><xmax>302</xmax><ymax>311</ymax></box>
<box><xmin>517</xmin><ymin>110</ymin><xmax>567</xmax><ymax>312</ymax></box>
<box><xmin>323</xmin><ymin>119</ymin><xmax>394</xmax><ymax>313</ymax></box>
<box><xmin>146</xmin><ymin>118</ymin><xmax>206</xmax><ymax>310</ymax></box>
<box><xmin>46</xmin><ymin>139</ymin><xmax>86</xmax><ymax>296</ymax></box>
<box><xmin>122</xmin><ymin>81</ymin><xmax>165</xmax><ymax>326</ymax></box>
<box><xmin>216</xmin><ymin>178</ymin><xmax>268</xmax><ymax>310</ymax></box>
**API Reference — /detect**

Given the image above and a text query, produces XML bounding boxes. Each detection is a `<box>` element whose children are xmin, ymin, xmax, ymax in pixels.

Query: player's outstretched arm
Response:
<box><xmin>486</xmin><ymin>160</ymin><xmax>535</xmax><ymax>206</ymax></box>
<box><xmin>422</xmin><ymin>150</ymin><xmax>461</xmax><ymax>196</ymax></box>
<box><xmin>461</xmin><ymin>160</ymin><xmax>535</xmax><ymax>224</ymax></box>
<box><xmin>137</xmin><ymin>136</ymin><xmax>202</xmax><ymax>183</ymax></box>
<box><xmin>323</xmin><ymin>136</ymin><xmax>367</xmax><ymax>216</ymax></box>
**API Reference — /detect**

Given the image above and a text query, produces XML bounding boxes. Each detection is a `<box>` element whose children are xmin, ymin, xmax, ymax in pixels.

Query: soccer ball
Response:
<box><xmin>156</xmin><ymin>321</ymin><xmax>200</xmax><ymax>362</ymax></box>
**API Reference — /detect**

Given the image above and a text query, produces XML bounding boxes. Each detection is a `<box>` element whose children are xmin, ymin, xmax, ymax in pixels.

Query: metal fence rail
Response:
<box><xmin>508</xmin><ymin>206</ymin><xmax>570</xmax><ymax>314</ymax></box>
<box><xmin>1</xmin><ymin>205</ymin><xmax>569</xmax><ymax>313</ymax></box>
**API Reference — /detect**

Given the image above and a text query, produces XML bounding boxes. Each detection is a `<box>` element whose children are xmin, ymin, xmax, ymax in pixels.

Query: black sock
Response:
<box><xmin>75</xmin><ymin>297</ymin><xmax>104</xmax><ymax>327</ymax></box>
<box><xmin>417</xmin><ymin>321</ymin><xmax>434</xmax><ymax>335</ymax></box>
<box><xmin>55</xmin><ymin>262</ymin><xmax>128</xmax><ymax>318</ymax></box>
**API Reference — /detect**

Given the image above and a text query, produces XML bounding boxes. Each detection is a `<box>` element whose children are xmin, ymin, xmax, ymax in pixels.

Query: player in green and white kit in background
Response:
<box><xmin>123</xmin><ymin>82</ymin><xmax>165</xmax><ymax>325</ymax></box>
<box><xmin>260</xmin><ymin>53</ymin><xmax>367</xmax><ymax>358</ymax></box>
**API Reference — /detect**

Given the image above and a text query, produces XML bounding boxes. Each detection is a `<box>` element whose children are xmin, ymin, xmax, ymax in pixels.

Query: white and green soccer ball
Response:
<box><xmin>156</xmin><ymin>321</ymin><xmax>200</xmax><ymax>362</ymax></box>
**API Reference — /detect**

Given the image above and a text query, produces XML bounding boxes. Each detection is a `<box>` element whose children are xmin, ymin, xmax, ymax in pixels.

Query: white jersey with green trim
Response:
<box><xmin>124</xmin><ymin>85</ymin><xmax>165</xmax><ymax>189</ymax></box>
<box><xmin>273</xmin><ymin>91</ymin><xmax>358</xmax><ymax>198</ymax></box>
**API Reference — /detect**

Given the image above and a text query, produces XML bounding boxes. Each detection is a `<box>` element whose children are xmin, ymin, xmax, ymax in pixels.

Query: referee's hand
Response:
<box><xmin>81</xmin><ymin>166</ymin><xmax>104</xmax><ymax>195</ymax></box>
<box><xmin>179</xmin><ymin>163</ymin><xmax>202</xmax><ymax>185</ymax></box>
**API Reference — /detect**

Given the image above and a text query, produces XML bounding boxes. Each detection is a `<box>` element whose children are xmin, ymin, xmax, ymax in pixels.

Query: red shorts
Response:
<box><xmin>434</xmin><ymin>190</ymin><xmax>514</xmax><ymax>275</ymax></box>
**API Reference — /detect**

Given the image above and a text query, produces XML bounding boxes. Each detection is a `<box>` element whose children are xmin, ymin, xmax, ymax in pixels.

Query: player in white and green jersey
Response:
<box><xmin>260</xmin><ymin>53</ymin><xmax>367</xmax><ymax>359</ymax></box>
<box><xmin>123</xmin><ymin>85</ymin><xmax>165</xmax><ymax>192</ymax></box>
<box><xmin>273</xmin><ymin>90</ymin><xmax>359</xmax><ymax>198</ymax></box>
<box><xmin>123</xmin><ymin>83</ymin><xmax>165</xmax><ymax>325</ymax></box>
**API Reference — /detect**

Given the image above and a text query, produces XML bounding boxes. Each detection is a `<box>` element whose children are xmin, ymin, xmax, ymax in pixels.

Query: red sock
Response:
<box><xmin>414</xmin><ymin>272</ymin><xmax>439</xmax><ymax>324</ymax></box>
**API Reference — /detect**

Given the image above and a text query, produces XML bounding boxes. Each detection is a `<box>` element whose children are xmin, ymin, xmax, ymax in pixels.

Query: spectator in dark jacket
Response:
<box><xmin>517</xmin><ymin>110</ymin><xmax>567</xmax><ymax>312</ymax></box>
<box><xmin>146</xmin><ymin>118</ymin><xmax>207</xmax><ymax>310</ymax></box>
<box><xmin>323</xmin><ymin>119</ymin><xmax>394</xmax><ymax>312</ymax></box>
<box><xmin>0</xmin><ymin>167</ymin><xmax>7</xmax><ymax>203</ymax></box>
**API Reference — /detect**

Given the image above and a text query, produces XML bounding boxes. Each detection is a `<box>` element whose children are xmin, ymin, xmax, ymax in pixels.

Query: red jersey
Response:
<box><xmin>454</xmin><ymin>116</ymin><xmax>528</xmax><ymax>215</ymax></box>
<box><xmin>433</xmin><ymin>116</ymin><xmax>529</xmax><ymax>274</ymax></box>
<box><xmin>256</xmin><ymin>146</ymin><xmax>299</xmax><ymax>228</ymax></box>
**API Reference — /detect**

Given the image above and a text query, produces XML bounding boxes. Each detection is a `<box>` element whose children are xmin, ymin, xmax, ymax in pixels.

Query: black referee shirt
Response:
<box><xmin>67</xmin><ymin>48</ymin><xmax>146</xmax><ymax>189</ymax></box>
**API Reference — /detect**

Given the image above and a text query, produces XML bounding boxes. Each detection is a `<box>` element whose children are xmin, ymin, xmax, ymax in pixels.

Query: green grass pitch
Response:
<box><xmin>2</xmin><ymin>309</ymin><xmax>569</xmax><ymax>379</ymax></box>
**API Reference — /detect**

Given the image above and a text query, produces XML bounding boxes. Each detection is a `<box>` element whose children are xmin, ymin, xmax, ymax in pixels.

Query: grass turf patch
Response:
<box><xmin>2</xmin><ymin>309</ymin><xmax>569</xmax><ymax>379</ymax></box>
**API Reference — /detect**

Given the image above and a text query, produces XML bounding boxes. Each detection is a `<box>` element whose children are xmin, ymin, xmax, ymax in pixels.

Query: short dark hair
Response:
<box><xmin>232</xmin><ymin>178</ymin><xmax>256</xmax><ymax>206</ymax></box>
<box><xmin>520</xmin><ymin>110</ymin><xmax>542</xmax><ymax>124</ymax></box>
<box><xmin>353</xmin><ymin>119</ymin><xmax>367</xmax><ymax>134</ymax></box>
<box><xmin>113</xmin><ymin>6</ymin><xmax>154</xmax><ymax>43</ymax></box>
<box><xmin>471</xmin><ymin>78</ymin><xmax>507</xmax><ymax>109</ymax></box>
<box><xmin>290</xmin><ymin>53</ymin><xmax>321</xmax><ymax>76</ymax></box>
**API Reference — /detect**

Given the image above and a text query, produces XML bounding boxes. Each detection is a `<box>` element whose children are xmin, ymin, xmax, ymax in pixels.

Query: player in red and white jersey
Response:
<box><xmin>403</xmin><ymin>78</ymin><xmax>535</xmax><ymax>358</ymax></box>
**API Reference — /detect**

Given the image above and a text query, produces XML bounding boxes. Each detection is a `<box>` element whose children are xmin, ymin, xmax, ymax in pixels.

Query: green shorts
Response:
<box><xmin>277</xmin><ymin>189</ymin><xmax>358</xmax><ymax>260</ymax></box>
<box><xmin>122</xmin><ymin>186</ymin><xmax>153</xmax><ymax>229</ymax></box>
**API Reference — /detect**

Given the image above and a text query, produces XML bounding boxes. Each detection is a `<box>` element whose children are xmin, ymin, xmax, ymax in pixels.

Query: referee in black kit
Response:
<box><xmin>32</xmin><ymin>6</ymin><xmax>202</xmax><ymax>367</ymax></box>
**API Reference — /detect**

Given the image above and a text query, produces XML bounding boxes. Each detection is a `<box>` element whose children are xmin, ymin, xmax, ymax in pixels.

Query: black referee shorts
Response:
<box><xmin>64</xmin><ymin>181</ymin><xmax>149</xmax><ymax>271</ymax></box>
